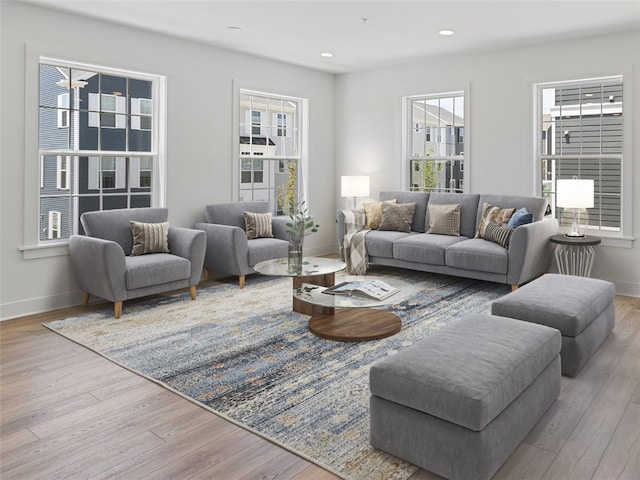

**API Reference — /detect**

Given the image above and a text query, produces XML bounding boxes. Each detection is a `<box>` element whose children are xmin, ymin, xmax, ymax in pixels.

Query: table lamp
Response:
<box><xmin>341</xmin><ymin>176</ymin><xmax>370</xmax><ymax>210</ymax></box>
<box><xmin>556</xmin><ymin>177</ymin><xmax>594</xmax><ymax>238</ymax></box>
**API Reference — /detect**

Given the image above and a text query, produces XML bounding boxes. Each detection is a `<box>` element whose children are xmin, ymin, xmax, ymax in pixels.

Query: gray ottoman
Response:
<box><xmin>369</xmin><ymin>314</ymin><xmax>561</xmax><ymax>480</ymax></box>
<box><xmin>491</xmin><ymin>274</ymin><xmax>615</xmax><ymax>376</ymax></box>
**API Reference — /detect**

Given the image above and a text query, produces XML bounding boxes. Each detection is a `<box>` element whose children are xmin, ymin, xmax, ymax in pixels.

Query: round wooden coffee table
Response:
<box><xmin>294</xmin><ymin>283</ymin><xmax>406</xmax><ymax>342</ymax></box>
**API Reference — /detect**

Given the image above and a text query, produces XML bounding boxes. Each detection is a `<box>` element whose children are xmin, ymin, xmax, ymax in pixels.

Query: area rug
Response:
<box><xmin>45</xmin><ymin>266</ymin><xmax>511</xmax><ymax>480</ymax></box>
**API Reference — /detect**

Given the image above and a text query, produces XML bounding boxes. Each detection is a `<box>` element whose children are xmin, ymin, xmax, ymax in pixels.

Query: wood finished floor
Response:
<box><xmin>1</xmin><ymin>288</ymin><xmax>638</xmax><ymax>480</ymax></box>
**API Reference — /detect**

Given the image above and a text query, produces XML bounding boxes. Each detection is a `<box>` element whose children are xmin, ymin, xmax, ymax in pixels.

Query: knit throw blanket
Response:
<box><xmin>341</xmin><ymin>209</ymin><xmax>369</xmax><ymax>275</ymax></box>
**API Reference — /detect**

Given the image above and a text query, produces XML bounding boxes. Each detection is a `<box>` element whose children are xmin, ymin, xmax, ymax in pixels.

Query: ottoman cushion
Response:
<box><xmin>491</xmin><ymin>274</ymin><xmax>615</xmax><ymax>337</ymax></box>
<box><xmin>370</xmin><ymin>313</ymin><xmax>561</xmax><ymax>431</ymax></box>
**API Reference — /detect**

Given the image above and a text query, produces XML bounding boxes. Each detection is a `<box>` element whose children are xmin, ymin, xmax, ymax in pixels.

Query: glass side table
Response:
<box><xmin>550</xmin><ymin>234</ymin><xmax>601</xmax><ymax>277</ymax></box>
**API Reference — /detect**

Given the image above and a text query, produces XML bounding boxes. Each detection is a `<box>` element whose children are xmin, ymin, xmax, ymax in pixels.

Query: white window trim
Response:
<box><xmin>22</xmin><ymin>47</ymin><xmax>167</xmax><ymax>258</ymax></box>
<box><xmin>401</xmin><ymin>88</ymin><xmax>469</xmax><ymax>192</ymax></box>
<box><xmin>48</xmin><ymin>211</ymin><xmax>61</xmax><ymax>239</ymax></box>
<box><xmin>56</xmin><ymin>155</ymin><xmax>69</xmax><ymax>190</ymax></box>
<box><xmin>232</xmin><ymin>84</ymin><xmax>309</xmax><ymax>209</ymax></box>
<box><xmin>530</xmin><ymin>69</ymin><xmax>634</xmax><ymax>248</ymax></box>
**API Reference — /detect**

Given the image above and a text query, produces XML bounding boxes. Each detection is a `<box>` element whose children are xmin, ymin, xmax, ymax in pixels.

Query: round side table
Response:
<box><xmin>550</xmin><ymin>234</ymin><xmax>601</xmax><ymax>277</ymax></box>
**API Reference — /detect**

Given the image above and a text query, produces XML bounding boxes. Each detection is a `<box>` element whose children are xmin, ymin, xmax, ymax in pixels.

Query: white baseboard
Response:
<box><xmin>0</xmin><ymin>290</ymin><xmax>83</xmax><ymax>322</ymax></box>
<box><xmin>610</xmin><ymin>280</ymin><xmax>640</xmax><ymax>298</ymax></box>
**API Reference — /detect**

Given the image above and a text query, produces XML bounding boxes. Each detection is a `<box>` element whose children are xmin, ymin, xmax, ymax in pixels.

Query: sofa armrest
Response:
<box><xmin>272</xmin><ymin>215</ymin><xmax>291</xmax><ymax>241</ymax></box>
<box><xmin>337</xmin><ymin>210</ymin><xmax>347</xmax><ymax>249</ymax></box>
<box><xmin>168</xmin><ymin>227</ymin><xmax>206</xmax><ymax>285</ymax></box>
<box><xmin>195</xmin><ymin>222</ymin><xmax>251</xmax><ymax>276</ymax></box>
<box><xmin>69</xmin><ymin>235</ymin><xmax>127</xmax><ymax>302</ymax></box>
<box><xmin>507</xmin><ymin>217</ymin><xmax>559</xmax><ymax>286</ymax></box>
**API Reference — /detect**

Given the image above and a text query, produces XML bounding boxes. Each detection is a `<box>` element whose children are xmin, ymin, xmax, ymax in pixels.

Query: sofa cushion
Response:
<box><xmin>365</xmin><ymin>230</ymin><xmax>411</xmax><ymax>258</ymax></box>
<box><xmin>247</xmin><ymin>238</ymin><xmax>289</xmax><ymax>267</ymax></box>
<box><xmin>427</xmin><ymin>193</ymin><xmax>480</xmax><ymax>238</ymax></box>
<box><xmin>369</xmin><ymin>313</ymin><xmax>561</xmax><ymax>431</ymax></box>
<box><xmin>507</xmin><ymin>207</ymin><xmax>534</xmax><ymax>228</ymax></box>
<box><xmin>125</xmin><ymin>253</ymin><xmax>191</xmax><ymax>290</ymax></box>
<box><xmin>363</xmin><ymin>199</ymin><xmax>397</xmax><ymax>230</ymax></box>
<box><xmin>380</xmin><ymin>191</ymin><xmax>430</xmax><ymax>233</ymax></box>
<box><xmin>426</xmin><ymin>203</ymin><xmax>461</xmax><ymax>236</ymax></box>
<box><xmin>483</xmin><ymin>222</ymin><xmax>513</xmax><ymax>248</ymax></box>
<box><xmin>446</xmin><ymin>238</ymin><xmax>509</xmax><ymax>274</ymax></box>
<box><xmin>475</xmin><ymin>203</ymin><xmax>516</xmax><ymax>238</ymax></box>
<box><xmin>243</xmin><ymin>211</ymin><xmax>273</xmax><ymax>239</ymax></box>
<box><xmin>379</xmin><ymin>203</ymin><xmax>416</xmax><ymax>232</ymax></box>
<box><xmin>130</xmin><ymin>221</ymin><xmax>170</xmax><ymax>256</ymax></box>
<box><xmin>394</xmin><ymin>233</ymin><xmax>467</xmax><ymax>266</ymax></box>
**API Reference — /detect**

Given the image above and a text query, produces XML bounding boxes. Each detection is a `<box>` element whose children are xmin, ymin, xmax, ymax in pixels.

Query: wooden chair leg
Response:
<box><xmin>204</xmin><ymin>269</ymin><xmax>210</xmax><ymax>281</ymax></box>
<box><xmin>82</xmin><ymin>292</ymin><xmax>90</xmax><ymax>306</ymax></box>
<box><xmin>114</xmin><ymin>301</ymin><xmax>123</xmax><ymax>319</ymax></box>
<box><xmin>511</xmin><ymin>285</ymin><xmax>519</xmax><ymax>291</ymax></box>
<box><xmin>239</xmin><ymin>275</ymin><xmax>246</xmax><ymax>289</ymax></box>
<box><xmin>189</xmin><ymin>285</ymin><xmax>197</xmax><ymax>300</ymax></box>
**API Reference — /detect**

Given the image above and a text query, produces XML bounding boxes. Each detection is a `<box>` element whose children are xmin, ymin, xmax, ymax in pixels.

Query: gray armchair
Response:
<box><xmin>69</xmin><ymin>208</ymin><xmax>206</xmax><ymax>318</ymax></box>
<box><xmin>195</xmin><ymin>201</ymin><xmax>289</xmax><ymax>288</ymax></box>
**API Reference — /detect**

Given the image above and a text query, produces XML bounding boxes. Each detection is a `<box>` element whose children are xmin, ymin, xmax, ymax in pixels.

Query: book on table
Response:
<box><xmin>322</xmin><ymin>279</ymin><xmax>400</xmax><ymax>301</ymax></box>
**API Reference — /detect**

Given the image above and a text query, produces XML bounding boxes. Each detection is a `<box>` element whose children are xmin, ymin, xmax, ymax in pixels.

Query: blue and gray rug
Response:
<box><xmin>45</xmin><ymin>266</ymin><xmax>510</xmax><ymax>480</ymax></box>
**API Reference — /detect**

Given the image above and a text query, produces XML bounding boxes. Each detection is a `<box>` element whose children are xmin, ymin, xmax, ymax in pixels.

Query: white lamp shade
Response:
<box><xmin>556</xmin><ymin>179</ymin><xmax>594</xmax><ymax>209</ymax></box>
<box><xmin>341</xmin><ymin>176</ymin><xmax>370</xmax><ymax>197</ymax></box>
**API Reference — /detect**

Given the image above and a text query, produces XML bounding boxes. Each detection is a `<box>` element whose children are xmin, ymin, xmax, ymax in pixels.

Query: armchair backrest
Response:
<box><xmin>204</xmin><ymin>201</ymin><xmax>270</xmax><ymax>228</ymax></box>
<box><xmin>80</xmin><ymin>207</ymin><xmax>169</xmax><ymax>254</ymax></box>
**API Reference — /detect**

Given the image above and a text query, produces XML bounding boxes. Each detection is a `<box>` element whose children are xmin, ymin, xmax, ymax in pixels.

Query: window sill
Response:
<box><xmin>20</xmin><ymin>242</ymin><xmax>69</xmax><ymax>260</ymax></box>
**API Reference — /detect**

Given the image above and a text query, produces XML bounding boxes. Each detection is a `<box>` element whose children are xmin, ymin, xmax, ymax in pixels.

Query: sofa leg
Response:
<box><xmin>511</xmin><ymin>285</ymin><xmax>519</xmax><ymax>291</ymax></box>
<box><xmin>82</xmin><ymin>292</ymin><xmax>90</xmax><ymax>306</ymax></box>
<box><xmin>114</xmin><ymin>301</ymin><xmax>123</xmax><ymax>319</ymax></box>
<box><xmin>190</xmin><ymin>285</ymin><xmax>197</xmax><ymax>300</ymax></box>
<box><xmin>204</xmin><ymin>268</ymin><xmax>210</xmax><ymax>281</ymax></box>
<box><xmin>239</xmin><ymin>275</ymin><xmax>246</xmax><ymax>289</ymax></box>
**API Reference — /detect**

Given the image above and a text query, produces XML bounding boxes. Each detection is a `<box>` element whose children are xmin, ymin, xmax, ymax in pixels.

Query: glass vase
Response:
<box><xmin>287</xmin><ymin>238</ymin><xmax>303</xmax><ymax>274</ymax></box>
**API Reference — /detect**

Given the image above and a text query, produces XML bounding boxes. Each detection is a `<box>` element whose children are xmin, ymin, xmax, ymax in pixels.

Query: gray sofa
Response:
<box><xmin>69</xmin><ymin>208</ymin><xmax>206</xmax><ymax>318</ymax></box>
<box><xmin>338</xmin><ymin>191</ymin><xmax>559</xmax><ymax>288</ymax></box>
<box><xmin>195</xmin><ymin>201</ymin><xmax>290</xmax><ymax>288</ymax></box>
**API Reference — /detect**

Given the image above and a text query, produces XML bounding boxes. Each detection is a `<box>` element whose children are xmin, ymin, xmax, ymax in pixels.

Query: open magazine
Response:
<box><xmin>322</xmin><ymin>279</ymin><xmax>400</xmax><ymax>301</ymax></box>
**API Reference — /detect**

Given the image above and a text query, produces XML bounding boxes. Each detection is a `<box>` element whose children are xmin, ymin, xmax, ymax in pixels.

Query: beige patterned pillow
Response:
<box><xmin>475</xmin><ymin>203</ymin><xmax>516</xmax><ymax>238</ymax></box>
<box><xmin>427</xmin><ymin>203</ymin><xmax>461</xmax><ymax>236</ymax></box>
<box><xmin>243</xmin><ymin>211</ymin><xmax>273</xmax><ymax>240</ymax></box>
<box><xmin>379</xmin><ymin>202</ymin><xmax>416</xmax><ymax>232</ymax></box>
<box><xmin>130</xmin><ymin>221</ymin><xmax>170</xmax><ymax>256</ymax></box>
<box><xmin>363</xmin><ymin>199</ymin><xmax>396</xmax><ymax>230</ymax></box>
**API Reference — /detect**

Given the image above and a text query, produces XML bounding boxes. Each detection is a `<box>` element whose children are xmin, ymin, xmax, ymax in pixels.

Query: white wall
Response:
<box><xmin>0</xmin><ymin>2</ymin><xmax>336</xmax><ymax>319</ymax></box>
<box><xmin>335</xmin><ymin>30</ymin><xmax>640</xmax><ymax>297</ymax></box>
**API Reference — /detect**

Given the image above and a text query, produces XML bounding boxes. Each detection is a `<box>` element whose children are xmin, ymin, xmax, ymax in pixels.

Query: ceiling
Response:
<box><xmin>18</xmin><ymin>0</ymin><xmax>640</xmax><ymax>74</ymax></box>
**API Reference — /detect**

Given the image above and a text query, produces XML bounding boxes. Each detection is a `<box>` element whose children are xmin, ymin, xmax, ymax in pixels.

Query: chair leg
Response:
<box><xmin>189</xmin><ymin>285</ymin><xmax>197</xmax><ymax>300</ymax></box>
<box><xmin>511</xmin><ymin>285</ymin><xmax>519</xmax><ymax>292</ymax></box>
<box><xmin>204</xmin><ymin>268</ymin><xmax>210</xmax><ymax>281</ymax></box>
<box><xmin>82</xmin><ymin>292</ymin><xmax>90</xmax><ymax>306</ymax></box>
<box><xmin>239</xmin><ymin>275</ymin><xmax>246</xmax><ymax>289</ymax></box>
<box><xmin>114</xmin><ymin>301</ymin><xmax>123</xmax><ymax>319</ymax></box>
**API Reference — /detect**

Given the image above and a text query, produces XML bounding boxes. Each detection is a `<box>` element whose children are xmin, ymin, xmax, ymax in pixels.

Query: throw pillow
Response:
<box><xmin>483</xmin><ymin>222</ymin><xmax>513</xmax><ymax>248</ymax></box>
<box><xmin>363</xmin><ymin>199</ymin><xmax>397</xmax><ymax>230</ymax></box>
<box><xmin>378</xmin><ymin>202</ymin><xmax>416</xmax><ymax>233</ymax></box>
<box><xmin>243</xmin><ymin>211</ymin><xmax>273</xmax><ymax>240</ymax></box>
<box><xmin>130</xmin><ymin>221</ymin><xmax>170</xmax><ymax>256</ymax></box>
<box><xmin>475</xmin><ymin>203</ymin><xmax>516</xmax><ymax>238</ymax></box>
<box><xmin>507</xmin><ymin>207</ymin><xmax>534</xmax><ymax>228</ymax></box>
<box><xmin>427</xmin><ymin>203</ymin><xmax>461</xmax><ymax>236</ymax></box>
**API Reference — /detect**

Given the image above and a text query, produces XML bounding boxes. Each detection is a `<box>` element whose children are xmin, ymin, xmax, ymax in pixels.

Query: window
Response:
<box><xmin>238</xmin><ymin>90</ymin><xmax>306</xmax><ymax>213</ymax></box>
<box><xmin>37</xmin><ymin>58</ymin><xmax>165</xmax><ymax>243</ymax></box>
<box><xmin>404</xmin><ymin>92</ymin><xmax>465</xmax><ymax>192</ymax></box>
<box><xmin>48</xmin><ymin>211</ymin><xmax>61</xmax><ymax>239</ymax></box>
<box><xmin>536</xmin><ymin>76</ymin><xmax>624</xmax><ymax>235</ymax></box>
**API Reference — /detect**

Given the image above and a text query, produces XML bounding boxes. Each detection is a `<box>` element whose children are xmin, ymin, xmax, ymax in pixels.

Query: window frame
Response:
<box><xmin>22</xmin><ymin>50</ymin><xmax>167</xmax><ymax>258</ymax></box>
<box><xmin>233</xmin><ymin>87</ymin><xmax>309</xmax><ymax>214</ymax></box>
<box><xmin>533</xmin><ymin>73</ymin><xmax>633</xmax><ymax>245</ymax></box>
<box><xmin>402</xmin><ymin>90</ymin><xmax>468</xmax><ymax>193</ymax></box>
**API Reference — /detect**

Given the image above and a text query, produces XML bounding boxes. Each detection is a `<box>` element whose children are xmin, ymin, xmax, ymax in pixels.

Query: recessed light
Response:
<box><xmin>439</xmin><ymin>29</ymin><xmax>455</xmax><ymax>36</ymax></box>
<box><xmin>320</xmin><ymin>52</ymin><xmax>334</xmax><ymax>58</ymax></box>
